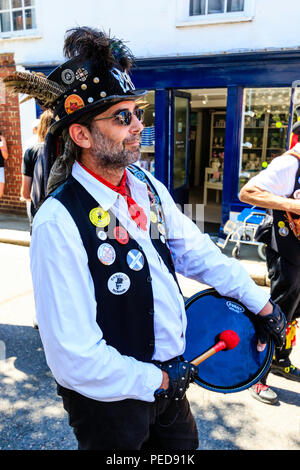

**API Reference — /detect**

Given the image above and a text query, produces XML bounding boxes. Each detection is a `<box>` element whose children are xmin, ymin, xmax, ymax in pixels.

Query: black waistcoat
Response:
<box><xmin>270</xmin><ymin>154</ymin><xmax>300</xmax><ymax>265</ymax></box>
<box><xmin>51</xmin><ymin>169</ymin><xmax>180</xmax><ymax>362</ymax></box>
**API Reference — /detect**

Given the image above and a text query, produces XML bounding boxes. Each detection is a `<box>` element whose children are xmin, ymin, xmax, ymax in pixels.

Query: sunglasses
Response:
<box><xmin>94</xmin><ymin>108</ymin><xmax>144</xmax><ymax>126</ymax></box>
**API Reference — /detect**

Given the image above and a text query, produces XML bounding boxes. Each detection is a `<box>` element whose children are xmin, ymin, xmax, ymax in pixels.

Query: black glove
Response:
<box><xmin>255</xmin><ymin>300</ymin><xmax>287</xmax><ymax>349</ymax></box>
<box><xmin>154</xmin><ymin>359</ymin><xmax>198</xmax><ymax>401</ymax></box>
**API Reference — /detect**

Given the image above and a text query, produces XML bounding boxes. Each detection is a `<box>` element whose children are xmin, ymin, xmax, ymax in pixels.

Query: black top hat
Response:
<box><xmin>47</xmin><ymin>55</ymin><xmax>147</xmax><ymax>136</ymax></box>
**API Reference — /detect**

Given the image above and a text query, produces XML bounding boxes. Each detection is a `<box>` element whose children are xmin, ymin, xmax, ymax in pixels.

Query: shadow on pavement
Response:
<box><xmin>0</xmin><ymin>324</ymin><xmax>77</xmax><ymax>450</ymax></box>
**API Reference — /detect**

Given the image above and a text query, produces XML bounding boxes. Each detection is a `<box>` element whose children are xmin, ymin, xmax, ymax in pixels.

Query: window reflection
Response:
<box><xmin>239</xmin><ymin>87</ymin><xmax>292</xmax><ymax>190</ymax></box>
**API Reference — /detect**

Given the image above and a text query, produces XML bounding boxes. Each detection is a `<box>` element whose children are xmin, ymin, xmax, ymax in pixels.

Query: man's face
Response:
<box><xmin>89</xmin><ymin>100</ymin><xmax>144</xmax><ymax>169</ymax></box>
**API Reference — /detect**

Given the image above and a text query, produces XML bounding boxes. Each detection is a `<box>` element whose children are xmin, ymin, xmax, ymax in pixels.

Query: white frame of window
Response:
<box><xmin>0</xmin><ymin>0</ymin><xmax>38</xmax><ymax>38</ymax></box>
<box><xmin>176</xmin><ymin>0</ymin><xmax>256</xmax><ymax>28</ymax></box>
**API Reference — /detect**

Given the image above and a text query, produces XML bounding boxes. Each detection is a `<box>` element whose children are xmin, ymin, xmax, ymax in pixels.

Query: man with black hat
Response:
<box><xmin>239</xmin><ymin>118</ymin><xmax>300</xmax><ymax>405</ymax></box>
<box><xmin>4</xmin><ymin>27</ymin><xmax>286</xmax><ymax>450</ymax></box>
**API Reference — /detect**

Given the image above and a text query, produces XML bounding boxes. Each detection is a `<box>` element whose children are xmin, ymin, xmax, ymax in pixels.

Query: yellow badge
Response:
<box><xmin>64</xmin><ymin>94</ymin><xmax>85</xmax><ymax>115</ymax></box>
<box><xmin>150</xmin><ymin>211</ymin><xmax>158</xmax><ymax>224</ymax></box>
<box><xmin>278</xmin><ymin>221</ymin><xmax>285</xmax><ymax>228</ymax></box>
<box><xmin>89</xmin><ymin>207</ymin><xmax>111</xmax><ymax>228</ymax></box>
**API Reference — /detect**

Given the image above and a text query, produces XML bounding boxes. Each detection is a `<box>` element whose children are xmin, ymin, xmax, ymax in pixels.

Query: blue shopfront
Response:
<box><xmin>31</xmin><ymin>50</ymin><xmax>300</xmax><ymax>232</ymax></box>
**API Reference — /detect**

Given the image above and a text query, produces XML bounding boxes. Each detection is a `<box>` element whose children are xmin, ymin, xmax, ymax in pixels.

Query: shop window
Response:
<box><xmin>176</xmin><ymin>0</ymin><xmax>255</xmax><ymax>27</ymax></box>
<box><xmin>0</xmin><ymin>0</ymin><xmax>36</xmax><ymax>36</ymax></box>
<box><xmin>239</xmin><ymin>87</ymin><xmax>292</xmax><ymax>191</ymax></box>
<box><xmin>139</xmin><ymin>91</ymin><xmax>155</xmax><ymax>175</ymax></box>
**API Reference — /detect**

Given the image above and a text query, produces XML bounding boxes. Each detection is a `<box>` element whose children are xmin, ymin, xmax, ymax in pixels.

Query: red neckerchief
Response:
<box><xmin>78</xmin><ymin>162</ymin><xmax>148</xmax><ymax>231</ymax></box>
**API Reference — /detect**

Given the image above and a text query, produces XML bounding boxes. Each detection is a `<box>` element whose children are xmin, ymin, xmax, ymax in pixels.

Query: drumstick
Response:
<box><xmin>191</xmin><ymin>330</ymin><xmax>240</xmax><ymax>366</ymax></box>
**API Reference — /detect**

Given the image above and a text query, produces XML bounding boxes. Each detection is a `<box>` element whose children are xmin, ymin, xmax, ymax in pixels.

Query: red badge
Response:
<box><xmin>114</xmin><ymin>226</ymin><xmax>129</xmax><ymax>245</ymax></box>
<box><xmin>64</xmin><ymin>94</ymin><xmax>85</xmax><ymax>115</ymax></box>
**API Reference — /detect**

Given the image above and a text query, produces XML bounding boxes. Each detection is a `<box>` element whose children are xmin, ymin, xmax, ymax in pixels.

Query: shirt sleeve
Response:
<box><xmin>149</xmin><ymin>176</ymin><xmax>270</xmax><ymax>315</ymax></box>
<box><xmin>30</xmin><ymin>198</ymin><xmax>162</xmax><ymax>402</ymax></box>
<box><xmin>245</xmin><ymin>155</ymin><xmax>299</xmax><ymax>197</ymax></box>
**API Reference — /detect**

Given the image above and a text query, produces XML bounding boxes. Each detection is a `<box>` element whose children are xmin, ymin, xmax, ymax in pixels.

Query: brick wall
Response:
<box><xmin>0</xmin><ymin>53</ymin><xmax>26</xmax><ymax>215</ymax></box>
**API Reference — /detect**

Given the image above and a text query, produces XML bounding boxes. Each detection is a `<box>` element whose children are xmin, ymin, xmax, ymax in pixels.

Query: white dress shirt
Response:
<box><xmin>30</xmin><ymin>161</ymin><xmax>270</xmax><ymax>403</ymax></box>
<box><xmin>246</xmin><ymin>144</ymin><xmax>300</xmax><ymax>197</ymax></box>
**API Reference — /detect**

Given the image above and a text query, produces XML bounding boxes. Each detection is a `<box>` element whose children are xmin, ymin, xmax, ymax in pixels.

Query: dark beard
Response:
<box><xmin>89</xmin><ymin>125</ymin><xmax>141</xmax><ymax>169</ymax></box>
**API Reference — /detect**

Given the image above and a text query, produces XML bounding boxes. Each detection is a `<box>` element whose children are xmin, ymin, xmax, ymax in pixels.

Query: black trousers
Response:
<box><xmin>266</xmin><ymin>247</ymin><xmax>300</xmax><ymax>363</ymax></box>
<box><xmin>57</xmin><ymin>384</ymin><xmax>199</xmax><ymax>451</ymax></box>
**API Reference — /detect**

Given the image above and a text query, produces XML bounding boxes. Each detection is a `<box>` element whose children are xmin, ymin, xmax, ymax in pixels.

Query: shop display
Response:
<box><xmin>140</xmin><ymin>91</ymin><xmax>155</xmax><ymax>175</ymax></box>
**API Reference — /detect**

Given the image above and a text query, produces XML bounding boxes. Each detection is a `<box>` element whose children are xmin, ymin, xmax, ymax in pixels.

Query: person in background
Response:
<box><xmin>24</xmin><ymin>118</ymin><xmax>40</xmax><ymax>151</ymax></box>
<box><xmin>21</xmin><ymin>110</ymin><xmax>53</xmax><ymax>226</ymax></box>
<box><xmin>239</xmin><ymin>137</ymin><xmax>300</xmax><ymax>405</ymax></box>
<box><xmin>0</xmin><ymin>132</ymin><xmax>9</xmax><ymax>198</ymax></box>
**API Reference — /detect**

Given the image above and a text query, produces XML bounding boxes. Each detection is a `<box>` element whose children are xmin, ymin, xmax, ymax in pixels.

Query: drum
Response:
<box><xmin>184</xmin><ymin>288</ymin><xmax>274</xmax><ymax>393</ymax></box>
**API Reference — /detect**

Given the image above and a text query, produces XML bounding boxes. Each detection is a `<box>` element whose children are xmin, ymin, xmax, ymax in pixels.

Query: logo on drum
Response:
<box><xmin>226</xmin><ymin>301</ymin><xmax>245</xmax><ymax>313</ymax></box>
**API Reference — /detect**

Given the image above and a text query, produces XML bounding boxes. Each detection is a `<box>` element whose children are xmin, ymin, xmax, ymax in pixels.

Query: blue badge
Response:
<box><xmin>126</xmin><ymin>249</ymin><xmax>145</xmax><ymax>271</ymax></box>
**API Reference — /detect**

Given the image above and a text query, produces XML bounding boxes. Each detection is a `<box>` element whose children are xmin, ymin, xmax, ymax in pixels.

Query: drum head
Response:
<box><xmin>184</xmin><ymin>288</ymin><xmax>274</xmax><ymax>393</ymax></box>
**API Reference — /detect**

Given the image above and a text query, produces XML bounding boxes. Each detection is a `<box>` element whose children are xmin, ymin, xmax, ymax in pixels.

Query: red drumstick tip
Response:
<box><xmin>219</xmin><ymin>330</ymin><xmax>240</xmax><ymax>350</ymax></box>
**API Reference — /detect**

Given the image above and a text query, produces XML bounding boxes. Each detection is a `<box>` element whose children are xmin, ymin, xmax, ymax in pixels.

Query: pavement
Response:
<box><xmin>0</xmin><ymin>212</ymin><xmax>299</xmax><ymax>451</ymax></box>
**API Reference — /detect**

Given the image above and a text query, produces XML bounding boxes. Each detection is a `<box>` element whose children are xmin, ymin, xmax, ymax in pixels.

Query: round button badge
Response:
<box><xmin>89</xmin><ymin>207</ymin><xmax>111</xmax><ymax>228</ymax></box>
<box><xmin>97</xmin><ymin>243</ymin><xmax>116</xmax><ymax>266</ymax></box>
<box><xmin>278</xmin><ymin>226</ymin><xmax>289</xmax><ymax>237</ymax></box>
<box><xmin>293</xmin><ymin>189</ymin><xmax>300</xmax><ymax>200</ymax></box>
<box><xmin>126</xmin><ymin>250</ymin><xmax>145</xmax><ymax>271</ymax></box>
<box><xmin>107</xmin><ymin>273</ymin><xmax>131</xmax><ymax>295</ymax></box>
<box><xmin>114</xmin><ymin>226</ymin><xmax>129</xmax><ymax>245</ymax></box>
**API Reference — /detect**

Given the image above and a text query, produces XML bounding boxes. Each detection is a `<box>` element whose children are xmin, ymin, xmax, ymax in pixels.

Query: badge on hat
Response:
<box><xmin>126</xmin><ymin>249</ymin><xmax>145</xmax><ymax>271</ymax></box>
<box><xmin>75</xmin><ymin>67</ymin><xmax>89</xmax><ymax>82</ymax></box>
<box><xmin>89</xmin><ymin>207</ymin><xmax>111</xmax><ymax>228</ymax></box>
<box><xmin>108</xmin><ymin>273</ymin><xmax>131</xmax><ymax>295</ymax></box>
<box><xmin>97</xmin><ymin>243</ymin><xmax>116</xmax><ymax>266</ymax></box>
<box><xmin>61</xmin><ymin>69</ymin><xmax>75</xmax><ymax>85</ymax></box>
<box><xmin>65</xmin><ymin>94</ymin><xmax>85</xmax><ymax>115</ymax></box>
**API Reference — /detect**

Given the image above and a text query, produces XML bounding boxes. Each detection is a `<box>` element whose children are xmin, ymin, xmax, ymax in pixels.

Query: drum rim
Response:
<box><xmin>184</xmin><ymin>288</ymin><xmax>275</xmax><ymax>393</ymax></box>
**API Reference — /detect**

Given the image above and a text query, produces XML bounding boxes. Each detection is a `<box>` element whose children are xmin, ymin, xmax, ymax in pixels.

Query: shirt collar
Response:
<box><xmin>71</xmin><ymin>160</ymin><xmax>148</xmax><ymax>211</ymax></box>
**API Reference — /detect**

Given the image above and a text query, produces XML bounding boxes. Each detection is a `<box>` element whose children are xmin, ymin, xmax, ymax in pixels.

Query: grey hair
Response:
<box><xmin>47</xmin><ymin>114</ymin><xmax>95</xmax><ymax>195</ymax></box>
<box><xmin>47</xmin><ymin>130</ymin><xmax>79</xmax><ymax>194</ymax></box>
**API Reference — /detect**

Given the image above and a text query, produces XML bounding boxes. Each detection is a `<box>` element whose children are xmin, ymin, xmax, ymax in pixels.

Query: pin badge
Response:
<box><xmin>61</xmin><ymin>69</ymin><xmax>75</xmax><ymax>85</ymax></box>
<box><xmin>279</xmin><ymin>226</ymin><xmax>289</xmax><ymax>237</ymax></box>
<box><xmin>293</xmin><ymin>189</ymin><xmax>300</xmax><ymax>199</ymax></box>
<box><xmin>114</xmin><ymin>226</ymin><xmax>129</xmax><ymax>245</ymax></box>
<box><xmin>97</xmin><ymin>243</ymin><xmax>116</xmax><ymax>266</ymax></box>
<box><xmin>97</xmin><ymin>230</ymin><xmax>108</xmax><ymax>241</ymax></box>
<box><xmin>278</xmin><ymin>221</ymin><xmax>286</xmax><ymax>228</ymax></box>
<box><xmin>160</xmin><ymin>235</ymin><xmax>166</xmax><ymax>244</ymax></box>
<box><xmin>108</xmin><ymin>273</ymin><xmax>131</xmax><ymax>295</ymax></box>
<box><xmin>150</xmin><ymin>211</ymin><xmax>158</xmax><ymax>224</ymax></box>
<box><xmin>127</xmin><ymin>249</ymin><xmax>145</xmax><ymax>271</ymax></box>
<box><xmin>89</xmin><ymin>207</ymin><xmax>111</xmax><ymax>228</ymax></box>
<box><xmin>158</xmin><ymin>223</ymin><xmax>166</xmax><ymax>236</ymax></box>
<box><xmin>75</xmin><ymin>67</ymin><xmax>89</xmax><ymax>82</ymax></box>
<box><xmin>65</xmin><ymin>94</ymin><xmax>85</xmax><ymax>115</ymax></box>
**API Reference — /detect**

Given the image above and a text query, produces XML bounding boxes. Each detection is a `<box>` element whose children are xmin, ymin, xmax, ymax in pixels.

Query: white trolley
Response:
<box><xmin>217</xmin><ymin>207</ymin><xmax>267</xmax><ymax>261</ymax></box>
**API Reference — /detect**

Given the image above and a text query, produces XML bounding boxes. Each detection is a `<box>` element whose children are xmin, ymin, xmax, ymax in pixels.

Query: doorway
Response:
<box><xmin>177</xmin><ymin>88</ymin><xmax>228</xmax><ymax>232</ymax></box>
